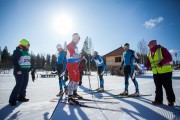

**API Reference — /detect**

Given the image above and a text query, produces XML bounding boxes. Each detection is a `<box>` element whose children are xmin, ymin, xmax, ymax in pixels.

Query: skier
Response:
<box><xmin>78</xmin><ymin>54</ymin><xmax>87</xmax><ymax>86</ymax></box>
<box><xmin>91</xmin><ymin>51</ymin><xmax>105</xmax><ymax>92</ymax></box>
<box><xmin>66</xmin><ymin>33</ymin><xmax>82</xmax><ymax>104</ymax></box>
<box><xmin>145</xmin><ymin>40</ymin><xmax>175</xmax><ymax>106</ymax></box>
<box><xmin>9</xmin><ymin>39</ymin><xmax>31</xmax><ymax>106</ymax></box>
<box><xmin>56</xmin><ymin>44</ymin><xmax>68</xmax><ymax>96</ymax></box>
<box><xmin>119</xmin><ymin>43</ymin><xmax>140</xmax><ymax>96</ymax></box>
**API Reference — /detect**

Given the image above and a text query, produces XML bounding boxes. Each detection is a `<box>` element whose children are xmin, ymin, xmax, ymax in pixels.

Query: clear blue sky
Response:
<box><xmin>0</xmin><ymin>0</ymin><xmax>180</xmax><ymax>60</ymax></box>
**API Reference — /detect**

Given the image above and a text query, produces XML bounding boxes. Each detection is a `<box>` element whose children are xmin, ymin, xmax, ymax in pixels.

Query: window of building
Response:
<box><xmin>115</xmin><ymin>57</ymin><xmax>121</xmax><ymax>63</ymax></box>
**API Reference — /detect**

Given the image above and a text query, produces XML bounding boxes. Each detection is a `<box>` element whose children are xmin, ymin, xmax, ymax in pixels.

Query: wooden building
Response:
<box><xmin>103</xmin><ymin>47</ymin><xmax>125</xmax><ymax>75</ymax></box>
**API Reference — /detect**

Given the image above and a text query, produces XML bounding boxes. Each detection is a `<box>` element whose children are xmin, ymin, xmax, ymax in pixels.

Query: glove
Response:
<box><xmin>156</xmin><ymin>63</ymin><xmax>163</xmax><ymax>68</ymax></box>
<box><xmin>119</xmin><ymin>66</ymin><xmax>123</xmax><ymax>70</ymax></box>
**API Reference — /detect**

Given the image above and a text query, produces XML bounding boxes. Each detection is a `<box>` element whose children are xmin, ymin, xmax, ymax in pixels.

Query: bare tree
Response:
<box><xmin>137</xmin><ymin>39</ymin><xmax>148</xmax><ymax>64</ymax></box>
<box><xmin>63</xmin><ymin>41</ymin><xmax>67</xmax><ymax>51</ymax></box>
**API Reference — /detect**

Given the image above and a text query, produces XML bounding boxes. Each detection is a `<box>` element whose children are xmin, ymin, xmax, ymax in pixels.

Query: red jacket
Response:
<box><xmin>145</xmin><ymin>45</ymin><xmax>172</xmax><ymax>69</ymax></box>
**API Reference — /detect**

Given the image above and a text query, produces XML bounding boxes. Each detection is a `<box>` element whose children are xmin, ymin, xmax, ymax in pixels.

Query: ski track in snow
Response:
<box><xmin>0</xmin><ymin>71</ymin><xmax>180</xmax><ymax>120</ymax></box>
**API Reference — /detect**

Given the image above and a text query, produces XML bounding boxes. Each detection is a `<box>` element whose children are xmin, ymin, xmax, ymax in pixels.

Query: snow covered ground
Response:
<box><xmin>0</xmin><ymin>70</ymin><xmax>180</xmax><ymax>120</ymax></box>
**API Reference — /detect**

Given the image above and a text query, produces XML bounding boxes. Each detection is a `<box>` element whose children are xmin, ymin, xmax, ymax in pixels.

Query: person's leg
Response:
<box><xmin>153</xmin><ymin>74</ymin><xmax>163</xmax><ymax>104</ymax></box>
<box><xmin>98</xmin><ymin>66</ymin><xmax>104</xmax><ymax>89</ymax></box>
<box><xmin>161</xmin><ymin>72</ymin><xmax>175</xmax><ymax>105</ymax></box>
<box><xmin>120</xmin><ymin>66</ymin><xmax>130</xmax><ymax>95</ymax></box>
<box><xmin>79</xmin><ymin>71</ymin><xmax>83</xmax><ymax>86</ymax></box>
<box><xmin>18</xmin><ymin>71</ymin><xmax>29</xmax><ymax>101</ymax></box>
<box><xmin>124</xmin><ymin>66</ymin><xmax>131</xmax><ymax>91</ymax></box>
<box><xmin>56</xmin><ymin>64</ymin><xmax>64</xmax><ymax>96</ymax></box>
<box><xmin>130</xmin><ymin>67</ymin><xmax>139</xmax><ymax>93</ymax></box>
<box><xmin>64</xmin><ymin>69</ymin><xmax>69</xmax><ymax>82</ymax></box>
<box><xmin>9</xmin><ymin>71</ymin><xmax>24</xmax><ymax>105</ymax></box>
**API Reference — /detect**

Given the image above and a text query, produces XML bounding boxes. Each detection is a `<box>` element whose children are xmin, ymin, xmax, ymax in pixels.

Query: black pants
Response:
<box><xmin>57</xmin><ymin>64</ymin><xmax>64</xmax><ymax>83</ymax></box>
<box><xmin>153</xmin><ymin>72</ymin><xmax>175</xmax><ymax>103</ymax></box>
<box><xmin>123</xmin><ymin>65</ymin><xmax>139</xmax><ymax>91</ymax></box>
<box><xmin>9</xmin><ymin>69</ymin><xmax>29</xmax><ymax>103</ymax></box>
<box><xmin>79</xmin><ymin>71</ymin><xmax>83</xmax><ymax>85</ymax></box>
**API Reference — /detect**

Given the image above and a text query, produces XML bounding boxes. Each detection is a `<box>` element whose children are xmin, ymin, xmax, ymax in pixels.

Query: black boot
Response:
<box><xmin>73</xmin><ymin>90</ymin><xmax>83</xmax><ymax>99</ymax></box>
<box><xmin>18</xmin><ymin>98</ymin><xmax>29</xmax><ymax>102</ymax></box>
<box><xmin>68</xmin><ymin>95</ymin><xmax>79</xmax><ymax>105</ymax></box>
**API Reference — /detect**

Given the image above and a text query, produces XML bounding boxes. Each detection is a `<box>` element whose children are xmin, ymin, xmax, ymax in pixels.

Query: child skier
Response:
<box><xmin>56</xmin><ymin>44</ymin><xmax>68</xmax><ymax>96</ymax></box>
<box><xmin>91</xmin><ymin>51</ymin><xmax>105</xmax><ymax>92</ymax></box>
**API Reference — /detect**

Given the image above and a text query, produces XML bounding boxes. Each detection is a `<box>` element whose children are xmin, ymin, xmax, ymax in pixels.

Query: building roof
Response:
<box><xmin>103</xmin><ymin>46</ymin><xmax>125</xmax><ymax>57</ymax></box>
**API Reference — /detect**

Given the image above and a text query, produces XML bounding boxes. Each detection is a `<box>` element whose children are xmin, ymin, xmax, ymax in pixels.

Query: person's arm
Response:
<box><xmin>119</xmin><ymin>60</ymin><xmax>124</xmax><ymax>70</ymax></box>
<box><xmin>67</xmin><ymin>44</ymin><xmax>75</xmax><ymax>57</ymax></box>
<box><xmin>12</xmin><ymin>49</ymin><xmax>22</xmax><ymax>72</ymax></box>
<box><xmin>160</xmin><ymin>47</ymin><xmax>172</xmax><ymax>66</ymax></box>
<box><xmin>145</xmin><ymin>56</ymin><xmax>151</xmax><ymax>69</ymax></box>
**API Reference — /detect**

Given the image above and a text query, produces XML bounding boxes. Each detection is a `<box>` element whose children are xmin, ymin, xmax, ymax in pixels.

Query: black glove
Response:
<box><xmin>119</xmin><ymin>66</ymin><xmax>123</xmax><ymax>70</ymax></box>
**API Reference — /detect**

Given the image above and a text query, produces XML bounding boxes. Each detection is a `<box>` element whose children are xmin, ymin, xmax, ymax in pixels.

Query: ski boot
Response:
<box><xmin>120</xmin><ymin>90</ymin><xmax>128</xmax><ymax>96</ymax></box>
<box><xmin>73</xmin><ymin>90</ymin><xmax>83</xmax><ymax>99</ymax></box>
<box><xmin>78</xmin><ymin>80</ymin><xmax>82</xmax><ymax>86</ymax></box>
<box><xmin>131</xmin><ymin>91</ymin><xmax>140</xmax><ymax>97</ymax></box>
<box><xmin>68</xmin><ymin>95</ymin><xmax>79</xmax><ymax>105</ymax></box>
<box><xmin>56</xmin><ymin>89</ymin><xmax>63</xmax><ymax>96</ymax></box>
<box><xmin>97</xmin><ymin>87</ymin><xmax>104</xmax><ymax>92</ymax></box>
<box><xmin>168</xmin><ymin>102</ymin><xmax>174</xmax><ymax>106</ymax></box>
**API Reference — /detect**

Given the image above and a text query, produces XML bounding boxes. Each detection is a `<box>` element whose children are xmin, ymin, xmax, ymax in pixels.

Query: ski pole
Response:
<box><xmin>50</xmin><ymin>62</ymin><xmax>81</xmax><ymax>119</ymax></box>
<box><xmin>85</xmin><ymin>62</ymin><xmax>94</xmax><ymax>98</ymax></box>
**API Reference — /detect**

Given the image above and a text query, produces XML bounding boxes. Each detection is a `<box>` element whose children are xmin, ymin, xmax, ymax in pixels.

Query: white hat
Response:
<box><xmin>56</xmin><ymin>44</ymin><xmax>62</xmax><ymax>49</ymax></box>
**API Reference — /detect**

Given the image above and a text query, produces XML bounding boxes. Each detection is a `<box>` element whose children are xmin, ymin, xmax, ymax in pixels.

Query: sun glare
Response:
<box><xmin>52</xmin><ymin>14</ymin><xmax>73</xmax><ymax>34</ymax></box>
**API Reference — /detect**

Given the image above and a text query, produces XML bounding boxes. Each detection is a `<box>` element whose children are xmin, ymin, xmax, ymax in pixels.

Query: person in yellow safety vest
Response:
<box><xmin>145</xmin><ymin>40</ymin><xmax>175</xmax><ymax>106</ymax></box>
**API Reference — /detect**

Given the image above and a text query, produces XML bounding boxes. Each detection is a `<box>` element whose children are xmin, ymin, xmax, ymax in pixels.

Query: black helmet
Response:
<box><xmin>124</xmin><ymin>43</ymin><xmax>130</xmax><ymax>48</ymax></box>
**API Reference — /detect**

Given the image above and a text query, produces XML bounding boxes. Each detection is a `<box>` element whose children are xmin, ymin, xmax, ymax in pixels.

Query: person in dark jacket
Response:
<box><xmin>78</xmin><ymin>54</ymin><xmax>87</xmax><ymax>86</ymax></box>
<box><xmin>145</xmin><ymin>40</ymin><xmax>175</xmax><ymax>106</ymax></box>
<box><xmin>31</xmin><ymin>68</ymin><xmax>36</xmax><ymax>82</ymax></box>
<box><xmin>9</xmin><ymin>39</ymin><xmax>31</xmax><ymax>106</ymax></box>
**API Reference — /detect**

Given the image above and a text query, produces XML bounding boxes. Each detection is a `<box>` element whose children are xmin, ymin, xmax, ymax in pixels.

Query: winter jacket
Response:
<box><xmin>145</xmin><ymin>45</ymin><xmax>172</xmax><ymax>70</ymax></box>
<box><xmin>66</xmin><ymin>41</ymin><xmax>80</xmax><ymax>63</ymax></box>
<box><xmin>12</xmin><ymin>45</ymin><xmax>31</xmax><ymax>71</ymax></box>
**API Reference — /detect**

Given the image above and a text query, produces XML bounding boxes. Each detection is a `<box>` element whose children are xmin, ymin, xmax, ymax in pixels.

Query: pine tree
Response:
<box><xmin>45</xmin><ymin>54</ymin><xmax>51</xmax><ymax>70</ymax></box>
<box><xmin>1</xmin><ymin>46</ymin><xmax>12</xmax><ymax>69</ymax></box>
<box><xmin>51</xmin><ymin>54</ymin><xmax>57</xmax><ymax>71</ymax></box>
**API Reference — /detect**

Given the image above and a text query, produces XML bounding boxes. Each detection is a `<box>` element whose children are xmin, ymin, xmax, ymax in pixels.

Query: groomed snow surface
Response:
<box><xmin>0</xmin><ymin>70</ymin><xmax>180</xmax><ymax>120</ymax></box>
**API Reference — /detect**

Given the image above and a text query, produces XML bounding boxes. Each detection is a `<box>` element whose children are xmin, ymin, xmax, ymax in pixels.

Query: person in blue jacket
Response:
<box><xmin>91</xmin><ymin>51</ymin><xmax>105</xmax><ymax>92</ymax></box>
<box><xmin>56</xmin><ymin>44</ymin><xmax>67</xmax><ymax>96</ymax></box>
<box><xmin>9</xmin><ymin>39</ymin><xmax>31</xmax><ymax>106</ymax></box>
<box><xmin>119</xmin><ymin>43</ymin><xmax>140</xmax><ymax>96</ymax></box>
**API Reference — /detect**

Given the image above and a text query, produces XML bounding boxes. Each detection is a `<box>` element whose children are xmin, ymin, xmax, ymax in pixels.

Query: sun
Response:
<box><xmin>52</xmin><ymin>14</ymin><xmax>73</xmax><ymax>35</ymax></box>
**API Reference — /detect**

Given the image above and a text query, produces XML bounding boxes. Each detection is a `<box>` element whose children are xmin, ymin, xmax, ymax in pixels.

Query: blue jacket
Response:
<box><xmin>91</xmin><ymin>55</ymin><xmax>104</xmax><ymax>67</ymax></box>
<box><xmin>57</xmin><ymin>51</ymin><xmax>67</xmax><ymax>72</ymax></box>
<box><xmin>121</xmin><ymin>49</ymin><xmax>139</xmax><ymax>68</ymax></box>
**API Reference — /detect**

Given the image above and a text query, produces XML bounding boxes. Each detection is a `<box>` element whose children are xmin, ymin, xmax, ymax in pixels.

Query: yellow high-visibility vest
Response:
<box><xmin>147</xmin><ymin>47</ymin><xmax>172</xmax><ymax>74</ymax></box>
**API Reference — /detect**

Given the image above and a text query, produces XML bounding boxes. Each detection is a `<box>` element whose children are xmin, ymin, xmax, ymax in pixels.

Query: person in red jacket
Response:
<box><xmin>66</xmin><ymin>33</ymin><xmax>82</xmax><ymax>104</ymax></box>
<box><xmin>145</xmin><ymin>40</ymin><xmax>175</xmax><ymax>106</ymax></box>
